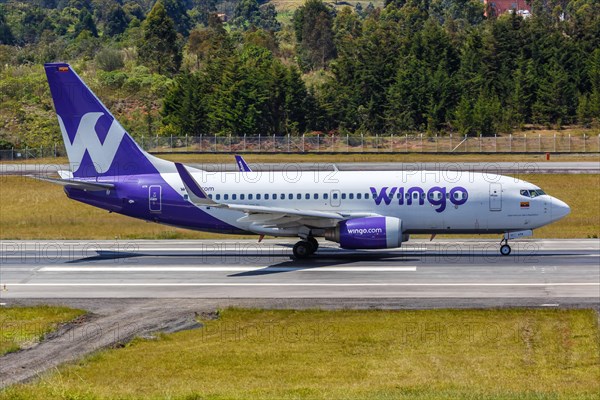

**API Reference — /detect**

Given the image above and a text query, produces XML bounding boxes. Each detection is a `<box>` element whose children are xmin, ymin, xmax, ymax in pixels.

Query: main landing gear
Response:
<box><xmin>500</xmin><ymin>238</ymin><xmax>511</xmax><ymax>256</ymax></box>
<box><xmin>293</xmin><ymin>237</ymin><xmax>319</xmax><ymax>259</ymax></box>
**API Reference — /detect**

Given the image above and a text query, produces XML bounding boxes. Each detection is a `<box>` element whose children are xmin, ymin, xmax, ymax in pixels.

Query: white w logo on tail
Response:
<box><xmin>57</xmin><ymin>112</ymin><xmax>126</xmax><ymax>174</ymax></box>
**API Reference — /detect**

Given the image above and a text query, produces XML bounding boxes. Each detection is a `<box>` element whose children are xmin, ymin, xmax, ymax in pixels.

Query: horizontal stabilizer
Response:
<box><xmin>29</xmin><ymin>175</ymin><xmax>115</xmax><ymax>191</ymax></box>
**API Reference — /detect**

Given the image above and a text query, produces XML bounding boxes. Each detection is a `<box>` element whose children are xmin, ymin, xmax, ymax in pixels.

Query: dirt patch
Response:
<box><xmin>0</xmin><ymin>299</ymin><xmax>203</xmax><ymax>388</ymax></box>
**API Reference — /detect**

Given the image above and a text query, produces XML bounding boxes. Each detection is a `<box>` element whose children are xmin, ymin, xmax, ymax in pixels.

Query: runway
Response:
<box><xmin>1</xmin><ymin>161</ymin><xmax>599</xmax><ymax>175</ymax></box>
<box><xmin>1</xmin><ymin>239</ymin><xmax>598</xmax><ymax>306</ymax></box>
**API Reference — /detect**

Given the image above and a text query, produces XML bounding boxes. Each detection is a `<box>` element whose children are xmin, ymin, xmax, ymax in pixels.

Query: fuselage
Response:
<box><xmin>64</xmin><ymin>167</ymin><xmax>570</xmax><ymax>237</ymax></box>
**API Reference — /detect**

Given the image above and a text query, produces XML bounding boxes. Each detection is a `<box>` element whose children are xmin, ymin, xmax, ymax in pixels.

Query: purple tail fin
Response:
<box><xmin>44</xmin><ymin>63</ymin><xmax>158</xmax><ymax>178</ymax></box>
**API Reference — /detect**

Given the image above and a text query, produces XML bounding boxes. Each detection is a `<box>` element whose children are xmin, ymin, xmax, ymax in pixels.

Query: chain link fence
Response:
<box><xmin>1</xmin><ymin>133</ymin><xmax>599</xmax><ymax>161</ymax></box>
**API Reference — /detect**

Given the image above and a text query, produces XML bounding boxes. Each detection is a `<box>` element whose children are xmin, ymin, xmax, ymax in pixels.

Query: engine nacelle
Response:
<box><xmin>324</xmin><ymin>217</ymin><xmax>404</xmax><ymax>249</ymax></box>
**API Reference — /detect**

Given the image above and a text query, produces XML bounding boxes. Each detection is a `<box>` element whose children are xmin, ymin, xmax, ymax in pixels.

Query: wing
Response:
<box><xmin>29</xmin><ymin>175</ymin><xmax>115</xmax><ymax>191</ymax></box>
<box><xmin>174</xmin><ymin>163</ymin><xmax>375</xmax><ymax>231</ymax></box>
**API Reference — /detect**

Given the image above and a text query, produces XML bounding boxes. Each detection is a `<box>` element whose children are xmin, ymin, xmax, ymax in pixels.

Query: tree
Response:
<box><xmin>293</xmin><ymin>0</ymin><xmax>336</xmax><ymax>70</ymax></box>
<box><xmin>105</xmin><ymin>4</ymin><xmax>130</xmax><ymax>36</ymax></box>
<box><xmin>162</xmin><ymin>0</ymin><xmax>192</xmax><ymax>36</ymax></box>
<box><xmin>162</xmin><ymin>72</ymin><xmax>209</xmax><ymax>135</ymax></box>
<box><xmin>73</xmin><ymin>9</ymin><xmax>98</xmax><ymax>38</ymax></box>
<box><xmin>138</xmin><ymin>1</ymin><xmax>181</xmax><ymax>75</ymax></box>
<box><xmin>0</xmin><ymin>6</ymin><xmax>14</xmax><ymax>45</ymax></box>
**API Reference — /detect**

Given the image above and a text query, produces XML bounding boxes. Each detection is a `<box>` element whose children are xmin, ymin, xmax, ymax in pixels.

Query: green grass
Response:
<box><xmin>0</xmin><ymin>174</ymin><xmax>597</xmax><ymax>239</ymax></box>
<box><xmin>0</xmin><ymin>306</ymin><xmax>85</xmax><ymax>356</ymax></box>
<box><xmin>2</xmin><ymin>308</ymin><xmax>598</xmax><ymax>399</ymax></box>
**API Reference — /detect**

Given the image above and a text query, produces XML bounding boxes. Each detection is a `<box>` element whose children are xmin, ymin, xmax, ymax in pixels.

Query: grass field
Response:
<box><xmin>2</xmin><ymin>308</ymin><xmax>598</xmax><ymax>399</ymax></box>
<box><xmin>0</xmin><ymin>174</ymin><xmax>598</xmax><ymax>240</ymax></box>
<box><xmin>2</xmin><ymin>152</ymin><xmax>600</xmax><ymax>165</ymax></box>
<box><xmin>0</xmin><ymin>306</ymin><xmax>85</xmax><ymax>356</ymax></box>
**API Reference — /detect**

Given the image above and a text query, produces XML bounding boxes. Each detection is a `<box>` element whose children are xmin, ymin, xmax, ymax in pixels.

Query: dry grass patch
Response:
<box><xmin>2</xmin><ymin>308</ymin><xmax>599</xmax><ymax>399</ymax></box>
<box><xmin>0</xmin><ymin>305</ymin><xmax>85</xmax><ymax>355</ymax></box>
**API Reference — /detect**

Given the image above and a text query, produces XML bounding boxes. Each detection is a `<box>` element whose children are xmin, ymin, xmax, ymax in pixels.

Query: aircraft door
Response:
<box><xmin>489</xmin><ymin>183</ymin><xmax>502</xmax><ymax>211</ymax></box>
<box><xmin>330</xmin><ymin>190</ymin><xmax>341</xmax><ymax>207</ymax></box>
<box><xmin>149</xmin><ymin>185</ymin><xmax>162</xmax><ymax>213</ymax></box>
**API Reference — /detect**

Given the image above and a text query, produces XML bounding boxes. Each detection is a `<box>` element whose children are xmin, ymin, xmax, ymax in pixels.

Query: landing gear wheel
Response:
<box><xmin>500</xmin><ymin>244</ymin><xmax>512</xmax><ymax>256</ymax></box>
<box><xmin>293</xmin><ymin>241</ymin><xmax>311</xmax><ymax>259</ymax></box>
<box><xmin>307</xmin><ymin>237</ymin><xmax>319</xmax><ymax>254</ymax></box>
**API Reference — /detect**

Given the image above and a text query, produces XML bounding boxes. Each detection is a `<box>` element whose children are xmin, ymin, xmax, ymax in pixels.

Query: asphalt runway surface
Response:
<box><xmin>1</xmin><ymin>161</ymin><xmax>599</xmax><ymax>175</ymax></box>
<box><xmin>1</xmin><ymin>239</ymin><xmax>598</xmax><ymax>307</ymax></box>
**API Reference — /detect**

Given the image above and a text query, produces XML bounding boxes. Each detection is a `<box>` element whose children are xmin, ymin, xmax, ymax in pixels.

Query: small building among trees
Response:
<box><xmin>483</xmin><ymin>0</ymin><xmax>531</xmax><ymax>17</ymax></box>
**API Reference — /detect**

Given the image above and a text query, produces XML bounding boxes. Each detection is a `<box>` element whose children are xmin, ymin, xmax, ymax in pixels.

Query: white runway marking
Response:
<box><xmin>2</xmin><ymin>283</ymin><xmax>598</xmax><ymax>287</ymax></box>
<box><xmin>38</xmin><ymin>266</ymin><xmax>418</xmax><ymax>272</ymax></box>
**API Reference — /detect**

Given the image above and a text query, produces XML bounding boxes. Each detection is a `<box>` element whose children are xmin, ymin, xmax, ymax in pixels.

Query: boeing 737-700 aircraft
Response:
<box><xmin>37</xmin><ymin>63</ymin><xmax>570</xmax><ymax>258</ymax></box>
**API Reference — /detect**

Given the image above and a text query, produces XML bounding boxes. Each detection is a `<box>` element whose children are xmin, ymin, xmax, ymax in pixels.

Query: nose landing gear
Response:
<box><xmin>500</xmin><ymin>238</ymin><xmax>511</xmax><ymax>256</ymax></box>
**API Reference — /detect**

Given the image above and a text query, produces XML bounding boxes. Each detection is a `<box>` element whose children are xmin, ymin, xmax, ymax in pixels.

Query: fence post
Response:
<box><xmin>420</xmin><ymin>134</ymin><xmax>423</xmax><ymax>152</ymax></box>
<box><xmin>390</xmin><ymin>134</ymin><xmax>394</xmax><ymax>152</ymax></box>
<box><xmin>524</xmin><ymin>134</ymin><xmax>527</xmax><ymax>152</ymax></box>
<box><xmin>464</xmin><ymin>134</ymin><xmax>468</xmax><ymax>152</ymax></box>
<box><xmin>494</xmin><ymin>134</ymin><xmax>497</xmax><ymax>152</ymax></box>
<box><xmin>200</xmin><ymin>134</ymin><xmax>203</xmax><ymax>152</ymax></box>
<box><xmin>553</xmin><ymin>134</ymin><xmax>556</xmax><ymax>152</ymax></box>
<box><xmin>170</xmin><ymin>135</ymin><xmax>173</xmax><ymax>152</ymax></box>
<box><xmin>479</xmin><ymin>134</ymin><xmax>482</xmax><ymax>152</ymax></box>
<box><xmin>273</xmin><ymin>134</ymin><xmax>276</xmax><ymax>153</ymax></box>
<box><xmin>376</xmin><ymin>134</ymin><xmax>378</xmax><ymax>150</ymax></box>
<box><xmin>25</xmin><ymin>146</ymin><xmax>28</xmax><ymax>160</ymax></box>
<box><xmin>185</xmin><ymin>134</ymin><xmax>188</xmax><ymax>149</ymax></box>
<box><xmin>229</xmin><ymin>134</ymin><xmax>232</xmax><ymax>152</ymax></box>
<box><xmin>583</xmin><ymin>134</ymin><xmax>586</xmax><ymax>152</ymax></box>
<box><xmin>317</xmin><ymin>134</ymin><xmax>320</xmax><ymax>152</ymax></box>
<box><xmin>259</xmin><ymin>134</ymin><xmax>261</xmax><ymax>152</ymax></box>
<box><xmin>538</xmin><ymin>134</ymin><xmax>541</xmax><ymax>152</ymax></box>
<box><xmin>287</xmin><ymin>134</ymin><xmax>290</xmax><ymax>152</ymax></box>
<box><xmin>361</xmin><ymin>134</ymin><xmax>364</xmax><ymax>152</ymax></box>
<box><xmin>54</xmin><ymin>143</ymin><xmax>57</xmax><ymax>157</ymax></box>
<box><xmin>243</xmin><ymin>134</ymin><xmax>246</xmax><ymax>151</ymax></box>
<box><xmin>346</xmin><ymin>134</ymin><xmax>349</xmax><ymax>152</ymax></box>
<box><xmin>405</xmin><ymin>134</ymin><xmax>408</xmax><ymax>153</ymax></box>
<box><xmin>11</xmin><ymin>147</ymin><xmax>14</xmax><ymax>161</ymax></box>
<box><xmin>449</xmin><ymin>134</ymin><xmax>452</xmax><ymax>151</ymax></box>
<box><xmin>509</xmin><ymin>134</ymin><xmax>512</xmax><ymax>152</ymax></box>
<box><xmin>568</xmin><ymin>134</ymin><xmax>571</xmax><ymax>152</ymax></box>
<box><xmin>302</xmin><ymin>134</ymin><xmax>305</xmax><ymax>152</ymax></box>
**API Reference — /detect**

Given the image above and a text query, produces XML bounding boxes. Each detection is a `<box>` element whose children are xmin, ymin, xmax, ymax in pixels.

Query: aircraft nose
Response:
<box><xmin>551</xmin><ymin>197</ymin><xmax>571</xmax><ymax>221</ymax></box>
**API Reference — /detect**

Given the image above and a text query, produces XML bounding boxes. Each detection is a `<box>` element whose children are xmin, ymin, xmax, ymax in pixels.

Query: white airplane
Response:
<box><xmin>39</xmin><ymin>63</ymin><xmax>570</xmax><ymax>258</ymax></box>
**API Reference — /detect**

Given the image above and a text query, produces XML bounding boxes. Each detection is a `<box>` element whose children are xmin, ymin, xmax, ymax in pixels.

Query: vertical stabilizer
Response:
<box><xmin>44</xmin><ymin>63</ymin><xmax>159</xmax><ymax>178</ymax></box>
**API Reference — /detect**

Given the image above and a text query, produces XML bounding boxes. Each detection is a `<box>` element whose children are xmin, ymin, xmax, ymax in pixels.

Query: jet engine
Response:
<box><xmin>324</xmin><ymin>216</ymin><xmax>405</xmax><ymax>249</ymax></box>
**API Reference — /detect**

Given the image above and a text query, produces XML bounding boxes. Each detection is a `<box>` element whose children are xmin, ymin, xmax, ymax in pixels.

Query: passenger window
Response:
<box><xmin>357</xmin><ymin>193</ymin><xmax>362</xmax><ymax>200</ymax></box>
<box><xmin>208</xmin><ymin>194</ymin><xmax>213</xmax><ymax>199</ymax></box>
<box><xmin>288</xmin><ymin>194</ymin><xmax>293</xmax><ymax>200</ymax></box>
<box><xmin>257</xmin><ymin>194</ymin><xmax>261</xmax><ymax>200</ymax></box>
<box><xmin>446</xmin><ymin>193</ymin><xmax>450</xmax><ymax>199</ymax></box>
<box><xmin>413</xmin><ymin>192</ymin><xmax>418</xmax><ymax>199</ymax></box>
<box><xmin>224</xmin><ymin>194</ymin><xmax>229</xmax><ymax>200</ymax></box>
<box><xmin>365</xmin><ymin>193</ymin><xmax>369</xmax><ymax>199</ymax></box>
<box><xmin>314</xmin><ymin>193</ymin><xmax>318</xmax><ymax>199</ymax></box>
<box><xmin>232</xmin><ymin>194</ymin><xmax>237</xmax><ymax>200</ymax></box>
<box><xmin>216</xmin><ymin>194</ymin><xmax>221</xmax><ymax>200</ymax></box>
<box><xmin>305</xmin><ymin>193</ymin><xmax>310</xmax><ymax>200</ymax></box>
<box><xmin>453</xmin><ymin>192</ymin><xmax>459</xmax><ymax>200</ymax></box>
<box><xmin>272</xmin><ymin>193</ymin><xmax>276</xmax><ymax>199</ymax></box>
<box><xmin>248</xmin><ymin>194</ymin><xmax>253</xmax><ymax>200</ymax></box>
<box><xmin>280</xmin><ymin>194</ymin><xmax>285</xmax><ymax>200</ymax></box>
<box><xmin>265</xmin><ymin>194</ymin><xmax>270</xmax><ymax>200</ymax></box>
<box><xmin>349</xmin><ymin>193</ymin><xmax>354</xmax><ymax>200</ymax></box>
<box><xmin>333</xmin><ymin>193</ymin><xmax>338</xmax><ymax>199</ymax></box>
<box><xmin>324</xmin><ymin>193</ymin><xmax>329</xmax><ymax>200</ymax></box>
<box><xmin>240</xmin><ymin>194</ymin><xmax>245</xmax><ymax>200</ymax></box>
<box><xmin>297</xmin><ymin>193</ymin><xmax>301</xmax><ymax>200</ymax></box>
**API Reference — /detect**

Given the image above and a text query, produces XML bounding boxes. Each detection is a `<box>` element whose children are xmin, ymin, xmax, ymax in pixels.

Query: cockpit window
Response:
<box><xmin>520</xmin><ymin>189</ymin><xmax>546</xmax><ymax>198</ymax></box>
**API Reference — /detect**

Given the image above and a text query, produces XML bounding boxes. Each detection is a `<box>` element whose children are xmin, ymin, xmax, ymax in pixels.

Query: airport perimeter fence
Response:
<box><xmin>1</xmin><ymin>133</ymin><xmax>599</xmax><ymax>161</ymax></box>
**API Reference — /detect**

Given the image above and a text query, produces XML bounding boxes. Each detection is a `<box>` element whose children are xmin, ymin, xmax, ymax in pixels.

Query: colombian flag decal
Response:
<box><xmin>58</xmin><ymin>66</ymin><xmax>69</xmax><ymax>72</ymax></box>
<box><xmin>520</xmin><ymin>201</ymin><xmax>530</xmax><ymax>208</ymax></box>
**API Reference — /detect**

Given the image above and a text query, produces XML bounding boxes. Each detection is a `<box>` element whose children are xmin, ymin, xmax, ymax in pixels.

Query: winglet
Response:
<box><xmin>175</xmin><ymin>163</ymin><xmax>217</xmax><ymax>206</ymax></box>
<box><xmin>234</xmin><ymin>155</ymin><xmax>252</xmax><ymax>172</ymax></box>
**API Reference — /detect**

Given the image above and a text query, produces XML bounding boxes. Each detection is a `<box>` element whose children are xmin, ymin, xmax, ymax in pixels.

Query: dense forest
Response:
<box><xmin>0</xmin><ymin>0</ymin><xmax>599</xmax><ymax>148</ymax></box>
